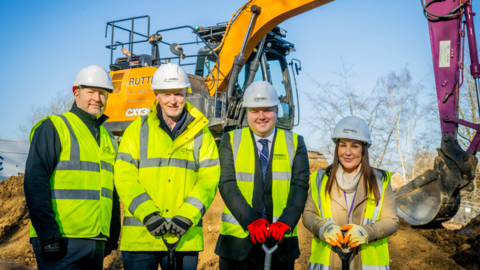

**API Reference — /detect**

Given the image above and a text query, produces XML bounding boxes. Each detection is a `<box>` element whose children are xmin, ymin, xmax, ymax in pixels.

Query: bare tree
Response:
<box><xmin>377</xmin><ymin>67</ymin><xmax>423</xmax><ymax>183</ymax></box>
<box><xmin>306</xmin><ymin>58</ymin><xmax>393</xmax><ymax>168</ymax></box>
<box><xmin>406</xmin><ymin>134</ymin><xmax>437</xmax><ymax>179</ymax></box>
<box><xmin>18</xmin><ymin>91</ymin><xmax>74</xmax><ymax>139</ymax></box>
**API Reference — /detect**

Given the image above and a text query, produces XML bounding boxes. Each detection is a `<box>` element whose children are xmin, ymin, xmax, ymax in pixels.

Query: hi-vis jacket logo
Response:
<box><xmin>253</xmin><ymin>97</ymin><xmax>267</xmax><ymax>102</ymax></box>
<box><xmin>126</xmin><ymin>107</ymin><xmax>149</xmax><ymax>117</ymax></box>
<box><xmin>103</xmin><ymin>145</ymin><xmax>114</xmax><ymax>155</ymax></box>
<box><xmin>343</xmin><ymin>129</ymin><xmax>357</xmax><ymax>133</ymax></box>
<box><xmin>273</xmin><ymin>153</ymin><xmax>287</xmax><ymax>160</ymax></box>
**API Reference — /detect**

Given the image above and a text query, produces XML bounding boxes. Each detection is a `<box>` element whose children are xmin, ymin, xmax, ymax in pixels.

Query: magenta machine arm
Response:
<box><xmin>394</xmin><ymin>0</ymin><xmax>479</xmax><ymax>226</ymax></box>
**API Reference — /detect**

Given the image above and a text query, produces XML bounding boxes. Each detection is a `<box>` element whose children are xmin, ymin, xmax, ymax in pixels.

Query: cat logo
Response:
<box><xmin>126</xmin><ymin>107</ymin><xmax>149</xmax><ymax>117</ymax></box>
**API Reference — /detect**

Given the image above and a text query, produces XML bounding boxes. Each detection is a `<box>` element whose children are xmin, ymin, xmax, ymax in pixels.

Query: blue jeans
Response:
<box><xmin>32</xmin><ymin>238</ymin><xmax>105</xmax><ymax>270</ymax></box>
<box><xmin>122</xmin><ymin>250</ymin><xmax>198</xmax><ymax>270</ymax></box>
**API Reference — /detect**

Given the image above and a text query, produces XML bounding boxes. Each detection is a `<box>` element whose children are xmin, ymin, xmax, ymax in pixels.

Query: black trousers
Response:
<box><xmin>32</xmin><ymin>238</ymin><xmax>105</xmax><ymax>270</ymax></box>
<box><xmin>219</xmin><ymin>244</ymin><xmax>295</xmax><ymax>270</ymax></box>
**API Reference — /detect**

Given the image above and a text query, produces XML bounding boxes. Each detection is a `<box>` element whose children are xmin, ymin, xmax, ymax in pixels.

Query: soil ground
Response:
<box><xmin>0</xmin><ymin>175</ymin><xmax>476</xmax><ymax>269</ymax></box>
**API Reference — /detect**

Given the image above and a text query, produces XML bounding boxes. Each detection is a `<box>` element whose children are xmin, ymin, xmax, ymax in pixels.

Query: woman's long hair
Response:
<box><xmin>324</xmin><ymin>141</ymin><xmax>384</xmax><ymax>206</ymax></box>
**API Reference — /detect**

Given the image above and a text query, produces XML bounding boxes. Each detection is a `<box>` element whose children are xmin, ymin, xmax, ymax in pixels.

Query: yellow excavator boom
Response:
<box><xmin>205</xmin><ymin>0</ymin><xmax>334</xmax><ymax>96</ymax></box>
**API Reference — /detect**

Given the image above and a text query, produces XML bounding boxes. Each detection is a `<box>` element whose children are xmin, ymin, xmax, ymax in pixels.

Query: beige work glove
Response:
<box><xmin>321</xmin><ymin>223</ymin><xmax>344</xmax><ymax>247</ymax></box>
<box><xmin>342</xmin><ymin>224</ymin><xmax>368</xmax><ymax>247</ymax></box>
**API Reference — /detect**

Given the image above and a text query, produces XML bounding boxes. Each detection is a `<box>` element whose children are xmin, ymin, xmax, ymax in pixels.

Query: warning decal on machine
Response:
<box><xmin>439</xmin><ymin>40</ymin><xmax>451</xmax><ymax>68</ymax></box>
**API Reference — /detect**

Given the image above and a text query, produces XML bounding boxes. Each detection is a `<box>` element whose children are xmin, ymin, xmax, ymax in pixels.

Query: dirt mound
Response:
<box><xmin>0</xmin><ymin>175</ymin><xmax>471</xmax><ymax>270</ymax></box>
<box><xmin>388</xmin><ymin>219</ymin><xmax>465</xmax><ymax>270</ymax></box>
<box><xmin>0</xmin><ymin>175</ymin><xmax>35</xmax><ymax>269</ymax></box>
<box><xmin>420</xmin><ymin>215</ymin><xmax>480</xmax><ymax>270</ymax></box>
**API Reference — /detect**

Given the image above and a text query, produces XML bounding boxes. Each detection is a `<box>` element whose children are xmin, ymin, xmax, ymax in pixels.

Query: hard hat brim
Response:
<box><xmin>77</xmin><ymin>85</ymin><xmax>114</xmax><ymax>93</ymax></box>
<box><xmin>332</xmin><ymin>137</ymin><xmax>372</xmax><ymax>147</ymax></box>
<box><xmin>151</xmin><ymin>83</ymin><xmax>191</xmax><ymax>90</ymax></box>
<box><xmin>242</xmin><ymin>100</ymin><xmax>280</xmax><ymax>108</ymax></box>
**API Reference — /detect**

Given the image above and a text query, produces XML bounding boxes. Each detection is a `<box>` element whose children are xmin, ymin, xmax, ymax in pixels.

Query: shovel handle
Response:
<box><xmin>162</xmin><ymin>235</ymin><xmax>182</xmax><ymax>270</ymax></box>
<box><xmin>262</xmin><ymin>233</ymin><xmax>286</xmax><ymax>270</ymax></box>
<box><xmin>261</xmin><ymin>243</ymin><xmax>279</xmax><ymax>270</ymax></box>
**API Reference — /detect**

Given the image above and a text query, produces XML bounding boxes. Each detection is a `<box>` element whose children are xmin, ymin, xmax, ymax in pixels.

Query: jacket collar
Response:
<box><xmin>70</xmin><ymin>102</ymin><xmax>109</xmax><ymax>127</ymax></box>
<box><xmin>148</xmin><ymin>101</ymin><xmax>208</xmax><ymax>150</ymax></box>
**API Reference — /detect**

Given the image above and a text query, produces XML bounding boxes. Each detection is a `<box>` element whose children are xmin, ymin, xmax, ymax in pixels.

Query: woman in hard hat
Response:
<box><xmin>303</xmin><ymin>116</ymin><xmax>398</xmax><ymax>270</ymax></box>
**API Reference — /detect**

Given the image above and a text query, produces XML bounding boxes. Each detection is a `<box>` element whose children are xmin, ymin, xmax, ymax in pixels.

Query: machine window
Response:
<box><xmin>268</xmin><ymin>58</ymin><xmax>291</xmax><ymax>127</ymax></box>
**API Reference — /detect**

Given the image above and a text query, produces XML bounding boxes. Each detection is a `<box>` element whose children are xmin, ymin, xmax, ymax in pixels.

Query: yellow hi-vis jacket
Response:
<box><xmin>219</xmin><ymin>127</ymin><xmax>298</xmax><ymax>238</ymax></box>
<box><xmin>29</xmin><ymin>112</ymin><xmax>118</xmax><ymax>239</ymax></box>
<box><xmin>308</xmin><ymin>169</ymin><xmax>391</xmax><ymax>270</ymax></box>
<box><xmin>114</xmin><ymin>101</ymin><xmax>220</xmax><ymax>252</ymax></box>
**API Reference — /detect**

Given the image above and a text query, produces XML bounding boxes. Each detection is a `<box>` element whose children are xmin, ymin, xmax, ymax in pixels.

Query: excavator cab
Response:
<box><xmin>195</xmin><ymin>25</ymin><xmax>297</xmax><ymax>131</ymax></box>
<box><xmin>102</xmin><ymin>16</ymin><xmax>298</xmax><ymax>136</ymax></box>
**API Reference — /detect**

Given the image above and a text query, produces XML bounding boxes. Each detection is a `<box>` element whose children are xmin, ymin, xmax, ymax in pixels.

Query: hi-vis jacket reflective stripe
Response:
<box><xmin>220</xmin><ymin>127</ymin><xmax>298</xmax><ymax>238</ymax></box>
<box><xmin>308</xmin><ymin>170</ymin><xmax>391</xmax><ymax>270</ymax></box>
<box><xmin>115</xmin><ymin>101</ymin><xmax>220</xmax><ymax>252</ymax></box>
<box><xmin>29</xmin><ymin>112</ymin><xmax>118</xmax><ymax>239</ymax></box>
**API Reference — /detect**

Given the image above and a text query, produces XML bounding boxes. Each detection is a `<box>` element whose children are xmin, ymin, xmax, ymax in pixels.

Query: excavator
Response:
<box><xmin>102</xmin><ymin>0</ymin><xmax>480</xmax><ymax>227</ymax></box>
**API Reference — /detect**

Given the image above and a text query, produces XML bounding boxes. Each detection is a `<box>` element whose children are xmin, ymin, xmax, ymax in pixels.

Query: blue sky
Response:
<box><xmin>1</xmin><ymin>0</ymin><xmax>475</xmax><ymax>151</ymax></box>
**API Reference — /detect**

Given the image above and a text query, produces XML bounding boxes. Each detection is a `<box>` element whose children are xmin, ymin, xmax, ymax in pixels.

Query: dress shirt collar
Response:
<box><xmin>253</xmin><ymin>127</ymin><xmax>276</xmax><ymax>143</ymax></box>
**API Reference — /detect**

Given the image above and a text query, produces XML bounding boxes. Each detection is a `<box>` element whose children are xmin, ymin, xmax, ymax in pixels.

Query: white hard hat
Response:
<box><xmin>332</xmin><ymin>116</ymin><xmax>372</xmax><ymax>147</ymax></box>
<box><xmin>151</xmin><ymin>63</ymin><xmax>190</xmax><ymax>90</ymax></box>
<box><xmin>73</xmin><ymin>65</ymin><xmax>114</xmax><ymax>93</ymax></box>
<box><xmin>242</xmin><ymin>81</ymin><xmax>280</xmax><ymax>107</ymax></box>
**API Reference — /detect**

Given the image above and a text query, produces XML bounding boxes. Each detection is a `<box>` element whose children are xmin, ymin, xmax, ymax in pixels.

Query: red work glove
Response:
<box><xmin>269</xmin><ymin>222</ymin><xmax>291</xmax><ymax>242</ymax></box>
<box><xmin>247</xmin><ymin>219</ymin><xmax>269</xmax><ymax>244</ymax></box>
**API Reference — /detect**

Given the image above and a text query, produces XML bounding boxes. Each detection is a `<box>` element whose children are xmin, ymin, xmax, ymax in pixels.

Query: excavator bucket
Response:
<box><xmin>394</xmin><ymin>134</ymin><xmax>477</xmax><ymax>226</ymax></box>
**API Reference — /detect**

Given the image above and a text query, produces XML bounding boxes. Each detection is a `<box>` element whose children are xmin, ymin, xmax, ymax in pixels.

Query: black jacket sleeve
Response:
<box><xmin>24</xmin><ymin>119</ymin><xmax>62</xmax><ymax>245</ymax></box>
<box><xmin>218</xmin><ymin>133</ymin><xmax>259</xmax><ymax>230</ymax></box>
<box><xmin>107</xmin><ymin>186</ymin><xmax>121</xmax><ymax>249</ymax></box>
<box><xmin>277</xmin><ymin>135</ymin><xmax>310</xmax><ymax>229</ymax></box>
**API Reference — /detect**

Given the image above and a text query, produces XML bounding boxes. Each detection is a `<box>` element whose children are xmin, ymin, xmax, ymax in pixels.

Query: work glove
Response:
<box><xmin>247</xmin><ymin>219</ymin><xmax>270</xmax><ymax>244</ymax></box>
<box><xmin>144</xmin><ymin>213</ymin><xmax>170</xmax><ymax>236</ymax></box>
<box><xmin>40</xmin><ymin>239</ymin><xmax>68</xmax><ymax>261</ymax></box>
<box><xmin>269</xmin><ymin>222</ymin><xmax>291</xmax><ymax>242</ymax></box>
<box><xmin>342</xmin><ymin>224</ymin><xmax>368</xmax><ymax>247</ymax></box>
<box><xmin>321</xmin><ymin>224</ymin><xmax>344</xmax><ymax>248</ymax></box>
<box><xmin>169</xmin><ymin>216</ymin><xmax>193</xmax><ymax>237</ymax></box>
<box><xmin>104</xmin><ymin>240</ymin><xmax>118</xmax><ymax>258</ymax></box>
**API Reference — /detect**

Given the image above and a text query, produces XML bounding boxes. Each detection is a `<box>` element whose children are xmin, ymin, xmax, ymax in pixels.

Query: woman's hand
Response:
<box><xmin>321</xmin><ymin>224</ymin><xmax>344</xmax><ymax>247</ymax></box>
<box><xmin>341</xmin><ymin>224</ymin><xmax>368</xmax><ymax>247</ymax></box>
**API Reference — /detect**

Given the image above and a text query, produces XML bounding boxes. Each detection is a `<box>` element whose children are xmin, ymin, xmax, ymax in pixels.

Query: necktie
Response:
<box><xmin>259</xmin><ymin>139</ymin><xmax>269</xmax><ymax>219</ymax></box>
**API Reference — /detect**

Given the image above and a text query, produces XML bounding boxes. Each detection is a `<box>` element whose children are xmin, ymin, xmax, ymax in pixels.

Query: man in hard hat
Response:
<box><xmin>215</xmin><ymin>81</ymin><xmax>310</xmax><ymax>269</ymax></box>
<box><xmin>115</xmin><ymin>63</ymin><xmax>220</xmax><ymax>270</ymax></box>
<box><xmin>24</xmin><ymin>65</ymin><xmax>121</xmax><ymax>270</ymax></box>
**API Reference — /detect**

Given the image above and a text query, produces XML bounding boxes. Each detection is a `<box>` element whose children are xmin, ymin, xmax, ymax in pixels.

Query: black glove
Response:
<box><xmin>40</xmin><ymin>239</ymin><xmax>67</xmax><ymax>261</ymax></box>
<box><xmin>169</xmin><ymin>216</ymin><xmax>192</xmax><ymax>237</ymax></box>
<box><xmin>104</xmin><ymin>240</ymin><xmax>118</xmax><ymax>257</ymax></box>
<box><xmin>144</xmin><ymin>213</ymin><xmax>170</xmax><ymax>236</ymax></box>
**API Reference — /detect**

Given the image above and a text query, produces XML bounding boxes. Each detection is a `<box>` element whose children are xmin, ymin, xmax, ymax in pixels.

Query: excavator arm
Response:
<box><xmin>205</xmin><ymin>0</ymin><xmax>334</xmax><ymax>96</ymax></box>
<box><xmin>395</xmin><ymin>0</ymin><xmax>480</xmax><ymax>226</ymax></box>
